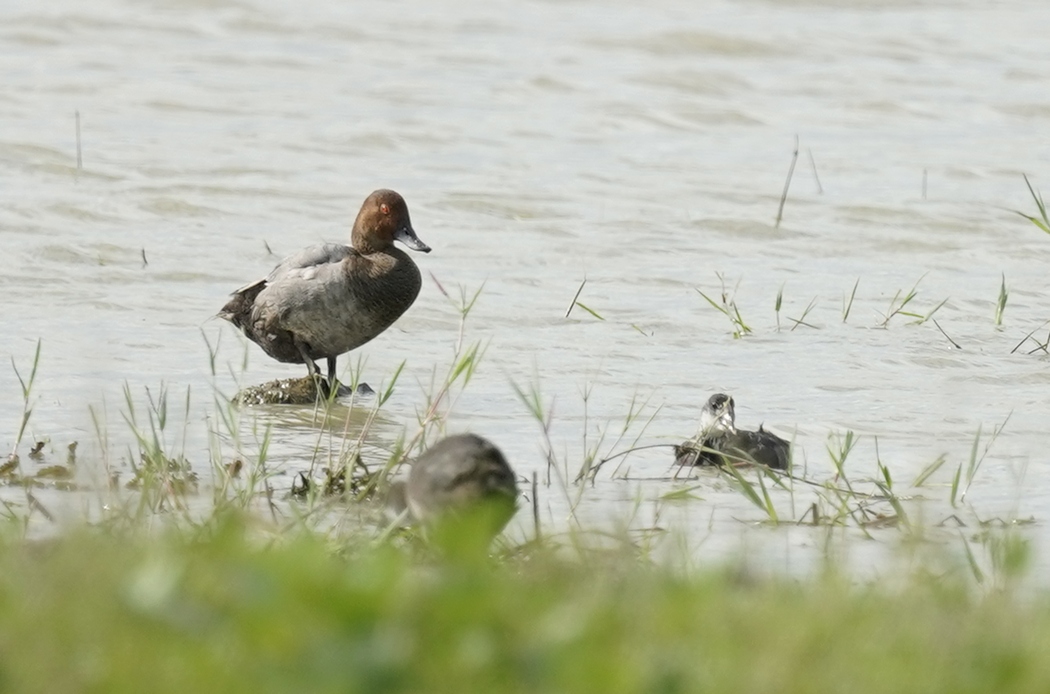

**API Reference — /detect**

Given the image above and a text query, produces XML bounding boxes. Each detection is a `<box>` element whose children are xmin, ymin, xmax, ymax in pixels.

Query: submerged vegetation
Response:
<box><xmin>696</xmin><ymin>272</ymin><xmax>752</xmax><ymax>338</ymax></box>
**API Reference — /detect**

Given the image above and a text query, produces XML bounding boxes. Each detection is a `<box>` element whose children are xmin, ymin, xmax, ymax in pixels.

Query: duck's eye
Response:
<box><xmin>380</xmin><ymin>203</ymin><xmax>390</xmax><ymax>214</ymax></box>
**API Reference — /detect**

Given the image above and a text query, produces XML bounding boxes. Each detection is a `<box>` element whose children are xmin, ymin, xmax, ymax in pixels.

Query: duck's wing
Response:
<box><xmin>729</xmin><ymin>428</ymin><xmax>790</xmax><ymax>470</ymax></box>
<box><xmin>265</xmin><ymin>243</ymin><xmax>357</xmax><ymax>282</ymax></box>
<box><xmin>757</xmin><ymin>426</ymin><xmax>791</xmax><ymax>470</ymax></box>
<box><xmin>229</xmin><ymin>243</ymin><xmax>357</xmax><ymax>295</ymax></box>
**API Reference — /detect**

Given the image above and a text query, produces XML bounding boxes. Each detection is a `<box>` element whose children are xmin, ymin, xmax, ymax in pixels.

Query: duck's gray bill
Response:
<box><xmin>395</xmin><ymin>226</ymin><xmax>431</xmax><ymax>253</ymax></box>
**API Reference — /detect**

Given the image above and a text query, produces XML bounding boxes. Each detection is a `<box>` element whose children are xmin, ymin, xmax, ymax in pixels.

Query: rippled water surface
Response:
<box><xmin>3</xmin><ymin>0</ymin><xmax>1050</xmax><ymax>573</ymax></box>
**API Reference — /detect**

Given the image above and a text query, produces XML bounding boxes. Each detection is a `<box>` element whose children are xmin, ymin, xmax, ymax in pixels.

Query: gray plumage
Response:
<box><xmin>406</xmin><ymin>434</ymin><xmax>519</xmax><ymax>533</ymax></box>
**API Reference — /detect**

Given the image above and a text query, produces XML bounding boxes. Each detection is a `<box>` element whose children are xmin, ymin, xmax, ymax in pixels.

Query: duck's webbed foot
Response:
<box><xmin>322</xmin><ymin>357</ymin><xmax>375</xmax><ymax>398</ymax></box>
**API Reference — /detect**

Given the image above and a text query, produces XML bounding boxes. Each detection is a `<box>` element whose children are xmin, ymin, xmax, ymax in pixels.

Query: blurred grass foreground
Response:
<box><xmin>1</xmin><ymin>518</ymin><xmax>1050</xmax><ymax>693</ymax></box>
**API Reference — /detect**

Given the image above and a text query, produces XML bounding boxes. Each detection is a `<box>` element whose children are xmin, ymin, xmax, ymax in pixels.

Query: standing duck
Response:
<box><xmin>674</xmin><ymin>393</ymin><xmax>790</xmax><ymax>470</ymax></box>
<box><xmin>219</xmin><ymin>189</ymin><xmax>430</xmax><ymax>395</ymax></box>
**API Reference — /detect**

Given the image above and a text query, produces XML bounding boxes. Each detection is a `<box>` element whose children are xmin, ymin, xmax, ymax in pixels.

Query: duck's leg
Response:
<box><xmin>326</xmin><ymin>357</ymin><xmax>338</xmax><ymax>393</ymax></box>
<box><xmin>294</xmin><ymin>341</ymin><xmax>326</xmax><ymax>394</ymax></box>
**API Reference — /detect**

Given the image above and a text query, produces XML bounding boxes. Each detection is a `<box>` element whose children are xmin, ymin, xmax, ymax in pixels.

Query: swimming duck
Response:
<box><xmin>219</xmin><ymin>189</ymin><xmax>430</xmax><ymax>395</ymax></box>
<box><xmin>674</xmin><ymin>393</ymin><xmax>790</xmax><ymax>470</ymax></box>
<box><xmin>405</xmin><ymin>434</ymin><xmax>519</xmax><ymax>536</ymax></box>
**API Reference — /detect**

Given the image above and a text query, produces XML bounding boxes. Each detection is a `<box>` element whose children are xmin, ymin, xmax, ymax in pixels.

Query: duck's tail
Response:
<box><xmin>217</xmin><ymin>281</ymin><xmax>265</xmax><ymax>330</ymax></box>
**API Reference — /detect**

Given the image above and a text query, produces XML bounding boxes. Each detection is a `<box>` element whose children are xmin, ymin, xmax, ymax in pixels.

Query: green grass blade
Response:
<box><xmin>995</xmin><ymin>274</ymin><xmax>1008</xmax><ymax>326</ymax></box>
<box><xmin>661</xmin><ymin>485</ymin><xmax>705</xmax><ymax>501</ymax></box>
<box><xmin>960</xmin><ymin>532</ymin><xmax>985</xmax><ymax>585</ymax></box>
<box><xmin>912</xmin><ymin>454</ymin><xmax>947</xmax><ymax>488</ymax></box>
<box><xmin>379</xmin><ymin>361</ymin><xmax>405</xmax><ymax>407</ymax></box>
<box><xmin>842</xmin><ymin>278</ymin><xmax>859</xmax><ymax>323</ymax></box>
<box><xmin>756</xmin><ymin>468</ymin><xmax>779</xmax><ymax>523</ymax></box>
<box><xmin>574</xmin><ymin>302</ymin><xmax>605</xmax><ymax>321</ymax></box>
<box><xmin>696</xmin><ymin>289</ymin><xmax>730</xmax><ymax>317</ymax></box>
<box><xmin>722</xmin><ymin>462</ymin><xmax>771</xmax><ymax>519</ymax></box>
<box><xmin>950</xmin><ymin>463</ymin><xmax>962</xmax><ymax>507</ymax></box>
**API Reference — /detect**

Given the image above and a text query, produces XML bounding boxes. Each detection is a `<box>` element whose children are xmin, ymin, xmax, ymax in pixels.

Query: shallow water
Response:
<box><xmin>3</xmin><ymin>0</ymin><xmax>1050</xmax><ymax>575</ymax></box>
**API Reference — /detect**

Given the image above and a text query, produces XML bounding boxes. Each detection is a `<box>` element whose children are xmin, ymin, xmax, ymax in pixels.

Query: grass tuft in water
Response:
<box><xmin>1014</xmin><ymin>174</ymin><xmax>1050</xmax><ymax>233</ymax></box>
<box><xmin>697</xmin><ymin>273</ymin><xmax>752</xmax><ymax>339</ymax></box>
<box><xmin>878</xmin><ymin>275</ymin><xmax>948</xmax><ymax>327</ymax></box>
<box><xmin>9</xmin><ymin>339</ymin><xmax>42</xmax><ymax>463</ymax></box>
<box><xmin>564</xmin><ymin>278</ymin><xmax>605</xmax><ymax>321</ymax></box>
<box><xmin>912</xmin><ymin>454</ymin><xmax>948</xmax><ymax>488</ymax></box>
<box><xmin>775</xmin><ymin>284</ymin><xmax>783</xmax><ymax>332</ymax></box>
<box><xmin>842</xmin><ymin>278</ymin><xmax>859</xmax><ymax>323</ymax></box>
<box><xmin>1009</xmin><ymin>321</ymin><xmax>1050</xmax><ymax>355</ymax></box>
<box><xmin>995</xmin><ymin>273</ymin><xmax>1009</xmax><ymax>327</ymax></box>
<box><xmin>774</xmin><ymin>134</ymin><xmax>799</xmax><ymax>229</ymax></box>
<box><xmin>952</xmin><ymin>413</ymin><xmax>1011</xmax><ymax>507</ymax></box>
<box><xmin>787</xmin><ymin>296</ymin><xmax>819</xmax><ymax>331</ymax></box>
<box><xmin>879</xmin><ymin>278</ymin><xmax>921</xmax><ymax>326</ymax></box>
<box><xmin>772</xmin><ymin>283</ymin><xmax>818</xmax><ymax>333</ymax></box>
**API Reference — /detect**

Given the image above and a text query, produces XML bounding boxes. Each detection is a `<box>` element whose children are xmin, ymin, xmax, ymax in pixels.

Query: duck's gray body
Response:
<box><xmin>221</xmin><ymin>242</ymin><xmax>421</xmax><ymax>366</ymax></box>
<box><xmin>406</xmin><ymin>434</ymin><xmax>519</xmax><ymax>532</ymax></box>
<box><xmin>675</xmin><ymin>426</ymin><xmax>790</xmax><ymax>470</ymax></box>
